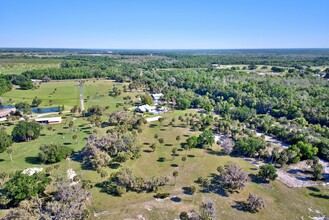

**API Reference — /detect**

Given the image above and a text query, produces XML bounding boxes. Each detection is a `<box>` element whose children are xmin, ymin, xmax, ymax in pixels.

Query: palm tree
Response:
<box><xmin>150</xmin><ymin>143</ymin><xmax>157</xmax><ymax>152</ymax></box>
<box><xmin>181</xmin><ymin>156</ymin><xmax>187</xmax><ymax>167</ymax></box>
<box><xmin>137</xmin><ymin>128</ymin><xmax>142</xmax><ymax>141</ymax></box>
<box><xmin>158</xmin><ymin>117</ymin><xmax>164</xmax><ymax>125</ymax></box>
<box><xmin>72</xmin><ymin>134</ymin><xmax>78</xmax><ymax>143</ymax></box>
<box><xmin>202</xmin><ymin>178</ymin><xmax>210</xmax><ymax>192</ymax></box>
<box><xmin>176</xmin><ymin>135</ymin><xmax>181</xmax><ymax>141</ymax></box>
<box><xmin>68</xmin><ymin>121</ymin><xmax>74</xmax><ymax>132</ymax></box>
<box><xmin>172</xmin><ymin>148</ymin><xmax>177</xmax><ymax>160</ymax></box>
<box><xmin>173</xmin><ymin>171</ymin><xmax>178</xmax><ymax>186</ymax></box>
<box><xmin>184</xmin><ymin>145</ymin><xmax>191</xmax><ymax>156</ymax></box>
<box><xmin>189</xmin><ymin>185</ymin><xmax>196</xmax><ymax>201</ymax></box>
<box><xmin>7</xmin><ymin>147</ymin><xmax>14</xmax><ymax>161</ymax></box>
<box><xmin>202</xmin><ymin>142</ymin><xmax>210</xmax><ymax>158</ymax></box>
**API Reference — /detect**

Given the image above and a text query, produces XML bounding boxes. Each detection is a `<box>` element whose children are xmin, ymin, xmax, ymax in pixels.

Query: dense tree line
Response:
<box><xmin>141</xmin><ymin>54</ymin><xmax>329</xmax><ymax>69</ymax></box>
<box><xmin>121</xmin><ymin>67</ymin><xmax>329</xmax><ymax>161</ymax></box>
<box><xmin>0</xmin><ymin>78</ymin><xmax>12</xmax><ymax>95</ymax></box>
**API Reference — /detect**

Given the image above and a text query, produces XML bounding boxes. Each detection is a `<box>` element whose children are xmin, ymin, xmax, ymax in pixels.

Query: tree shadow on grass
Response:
<box><xmin>307</xmin><ymin>187</ymin><xmax>320</xmax><ymax>192</ymax></box>
<box><xmin>287</xmin><ymin>169</ymin><xmax>312</xmax><ymax>175</ymax></box>
<box><xmin>25</xmin><ymin>156</ymin><xmax>42</xmax><ymax>165</ymax></box>
<box><xmin>143</xmin><ymin>142</ymin><xmax>150</xmax><ymax>145</ymax></box>
<box><xmin>187</xmin><ymin>154</ymin><xmax>195</xmax><ymax>158</ymax></box>
<box><xmin>109</xmin><ymin>163</ymin><xmax>121</xmax><ymax>169</ymax></box>
<box><xmin>182</xmin><ymin>186</ymin><xmax>192</xmax><ymax>195</ymax></box>
<box><xmin>207</xmin><ymin>173</ymin><xmax>229</xmax><ymax>197</ymax></box>
<box><xmin>0</xmin><ymin>159</ymin><xmax>4</xmax><ymax>163</ymax></box>
<box><xmin>71</xmin><ymin>151</ymin><xmax>95</xmax><ymax>171</ymax></box>
<box><xmin>171</xmin><ymin>164</ymin><xmax>179</xmax><ymax>167</ymax></box>
<box><xmin>309</xmin><ymin>193</ymin><xmax>329</xmax><ymax>199</ymax></box>
<box><xmin>149</xmin><ymin>124</ymin><xmax>157</xmax><ymax>128</ymax></box>
<box><xmin>101</xmin><ymin>122</ymin><xmax>111</xmax><ymax>128</ymax></box>
<box><xmin>165</xmin><ymin>144</ymin><xmax>173</xmax><ymax>146</ymax></box>
<box><xmin>95</xmin><ymin>182</ymin><xmax>105</xmax><ymax>190</ymax></box>
<box><xmin>80</xmin><ymin>162</ymin><xmax>94</xmax><ymax>171</ymax></box>
<box><xmin>248</xmin><ymin>173</ymin><xmax>266</xmax><ymax>184</ymax></box>
<box><xmin>63</xmin><ymin>142</ymin><xmax>72</xmax><ymax>145</ymax></box>
<box><xmin>171</xmin><ymin>196</ymin><xmax>182</xmax><ymax>202</ymax></box>
<box><xmin>143</xmin><ymin>150</ymin><xmax>152</xmax><ymax>153</ymax></box>
<box><xmin>231</xmin><ymin>200</ymin><xmax>250</xmax><ymax>213</ymax></box>
<box><xmin>80</xmin><ymin>127</ymin><xmax>91</xmax><ymax>130</ymax></box>
<box><xmin>157</xmin><ymin>157</ymin><xmax>166</xmax><ymax>162</ymax></box>
<box><xmin>206</xmin><ymin>150</ymin><xmax>227</xmax><ymax>157</ymax></box>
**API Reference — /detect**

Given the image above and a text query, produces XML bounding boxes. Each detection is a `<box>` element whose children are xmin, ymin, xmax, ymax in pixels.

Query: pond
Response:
<box><xmin>0</xmin><ymin>105</ymin><xmax>60</xmax><ymax>114</ymax></box>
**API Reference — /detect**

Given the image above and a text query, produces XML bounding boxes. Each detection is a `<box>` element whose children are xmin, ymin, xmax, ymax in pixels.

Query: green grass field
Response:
<box><xmin>89</xmin><ymin>114</ymin><xmax>329</xmax><ymax>220</ymax></box>
<box><xmin>2</xmin><ymin>81</ymin><xmax>80</xmax><ymax>109</ymax></box>
<box><xmin>0</xmin><ymin>58</ymin><xmax>62</xmax><ymax>75</ymax></box>
<box><xmin>0</xmin><ymin>80</ymin><xmax>329</xmax><ymax>220</ymax></box>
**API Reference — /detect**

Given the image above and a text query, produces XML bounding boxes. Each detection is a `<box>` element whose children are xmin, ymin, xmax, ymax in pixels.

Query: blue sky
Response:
<box><xmin>0</xmin><ymin>0</ymin><xmax>328</xmax><ymax>49</ymax></box>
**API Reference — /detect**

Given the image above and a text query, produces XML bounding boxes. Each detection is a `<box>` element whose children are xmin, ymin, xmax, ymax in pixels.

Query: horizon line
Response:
<box><xmin>1</xmin><ymin>47</ymin><xmax>329</xmax><ymax>51</ymax></box>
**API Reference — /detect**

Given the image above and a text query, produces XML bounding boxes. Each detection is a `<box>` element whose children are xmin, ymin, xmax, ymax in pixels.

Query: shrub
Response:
<box><xmin>1</xmin><ymin>171</ymin><xmax>50</xmax><ymax>206</ymax></box>
<box><xmin>248</xmin><ymin>193</ymin><xmax>265</xmax><ymax>212</ymax></box>
<box><xmin>258</xmin><ymin>165</ymin><xmax>278</xmax><ymax>182</ymax></box>
<box><xmin>154</xmin><ymin>192</ymin><xmax>170</xmax><ymax>199</ymax></box>
<box><xmin>12</xmin><ymin>121</ymin><xmax>42</xmax><ymax>142</ymax></box>
<box><xmin>0</xmin><ymin>130</ymin><xmax>13</xmax><ymax>153</ymax></box>
<box><xmin>38</xmin><ymin>143</ymin><xmax>73</xmax><ymax>163</ymax></box>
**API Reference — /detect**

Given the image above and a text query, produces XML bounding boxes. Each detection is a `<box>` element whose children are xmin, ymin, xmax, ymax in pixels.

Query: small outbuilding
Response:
<box><xmin>151</xmin><ymin>93</ymin><xmax>163</xmax><ymax>101</ymax></box>
<box><xmin>35</xmin><ymin>117</ymin><xmax>62</xmax><ymax>124</ymax></box>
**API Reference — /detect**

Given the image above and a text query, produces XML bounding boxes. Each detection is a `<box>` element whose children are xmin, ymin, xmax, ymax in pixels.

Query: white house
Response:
<box><xmin>135</xmin><ymin>105</ymin><xmax>154</xmax><ymax>113</ymax></box>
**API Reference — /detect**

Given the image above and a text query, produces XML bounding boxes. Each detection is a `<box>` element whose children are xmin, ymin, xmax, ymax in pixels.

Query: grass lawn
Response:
<box><xmin>82</xmin><ymin>79</ymin><xmax>142</xmax><ymax>111</ymax></box>
<box><xmin>1</xmin><ymin>79</ymin><xmax>144</xmax><ymax>111</ymax></box>
<box><xmin>1</xmin><ymin>81</ymin><xmax>80</xmax><ymax>109</ymax></box>
<box><xmin>89</xmin><ymin>112</ymin><xmax>329</xmax><ymax>220</ymax></box>
<box><xmin>0</xmin><ymin>82</ymin><xmax>329</xmax><ymax>220</ymax></box>
<box><xmin>0</xmin><ymin>116</ymin><xmax>90</xmax><ymax>173</ymax></box>
<box><xmin>0</xmin><ymin>69</ymin><xmax>27</xmax><ymax>75</ymax></box>
<box><xmin>0</xmin><ymin>58</ymin><xmax>62</xmax><ymax>75</ymax></box>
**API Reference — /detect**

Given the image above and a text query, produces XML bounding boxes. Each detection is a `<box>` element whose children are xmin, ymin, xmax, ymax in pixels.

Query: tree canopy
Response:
<box><xmin>12</xmin><ymin>121</ymin><xmax>43</xmax><ymax>142</ymax></box>
<box><xmin>1</xmin><ymin>172</ymin><xmax>50</xmax><ymax>206</ymax></box>
<box><xmin>38</xmin><ymin>143</ymin><xmax>73</xmax><ymax>164</ymax></box>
